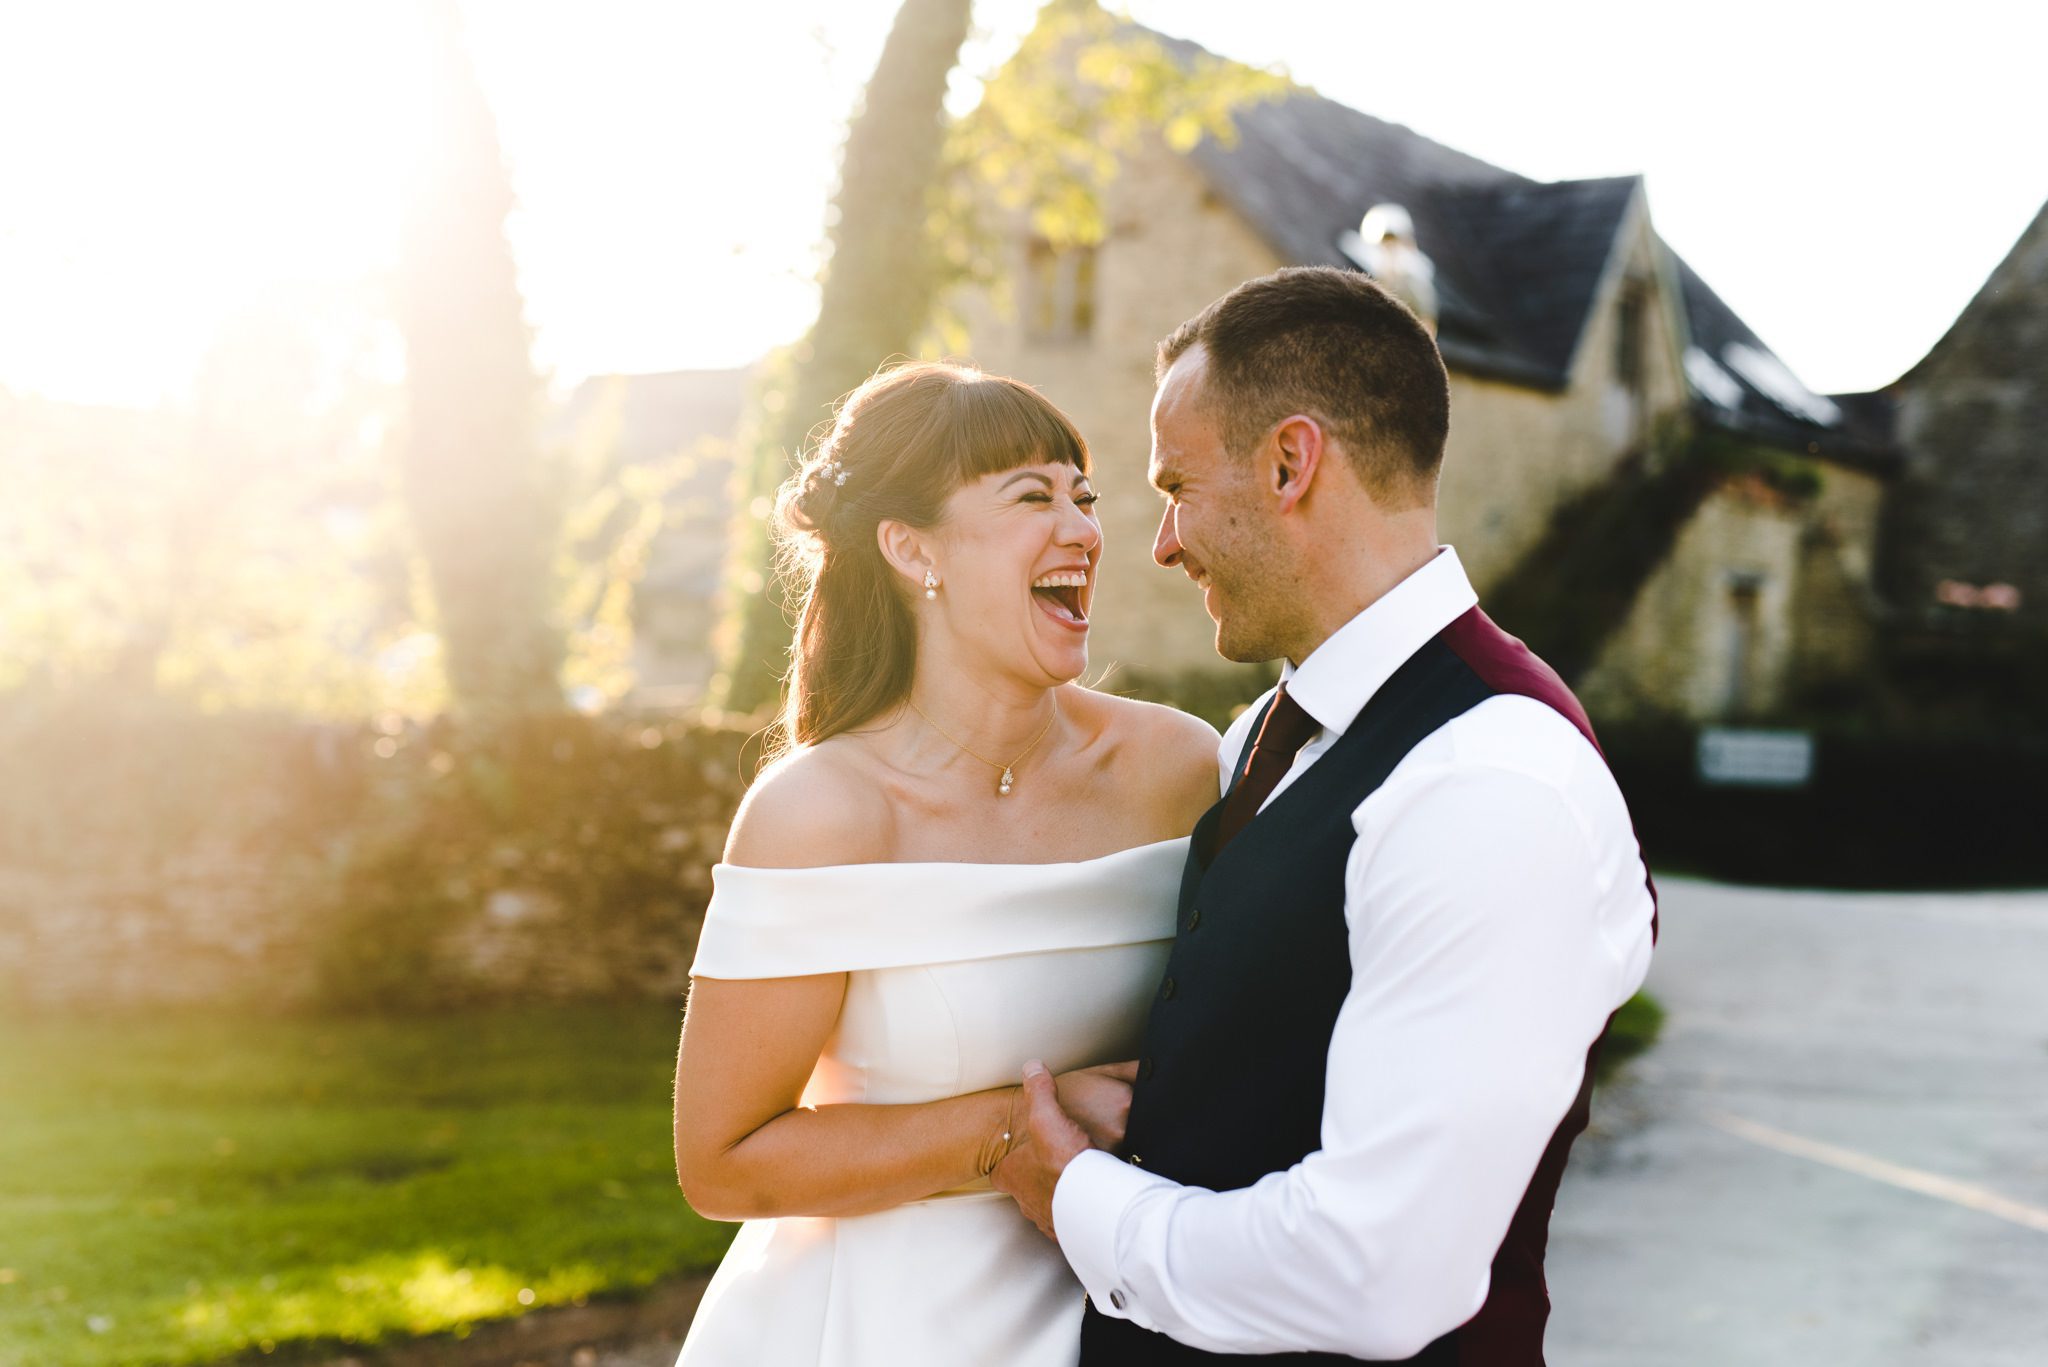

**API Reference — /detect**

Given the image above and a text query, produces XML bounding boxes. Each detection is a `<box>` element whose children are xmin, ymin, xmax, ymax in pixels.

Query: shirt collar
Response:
<box><xmin>1279</xmin><ymin>545</ymin><xmax>1479</xmax><ymax>739</ymax></box>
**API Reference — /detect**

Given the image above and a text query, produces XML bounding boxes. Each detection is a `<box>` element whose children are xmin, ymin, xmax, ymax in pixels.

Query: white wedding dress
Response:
<box><xmin>674</xmin><ymin>837</ymin><xmax>1187</xmax><ymax>1367</ymax></box>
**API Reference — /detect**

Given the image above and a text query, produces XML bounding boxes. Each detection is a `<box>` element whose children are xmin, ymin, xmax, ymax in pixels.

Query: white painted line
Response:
<box><xmin>1704</xmin><ymin>1110</ymin><xmax>2048</xmax><ymax>1235</ymax></box>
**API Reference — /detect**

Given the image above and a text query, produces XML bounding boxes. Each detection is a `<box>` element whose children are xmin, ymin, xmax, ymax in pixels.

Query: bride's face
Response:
<box><xmin>924</xmin><ymin>460</ymin><xmax>1102</xmax><ymax>687</ymax></box>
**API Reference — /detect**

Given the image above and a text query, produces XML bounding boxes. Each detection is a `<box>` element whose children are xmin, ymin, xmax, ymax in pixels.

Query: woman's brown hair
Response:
<box><xmin>770</xmin><ymin>361</ymin><xmax>1090</xmax><ymax>752</ymax></box>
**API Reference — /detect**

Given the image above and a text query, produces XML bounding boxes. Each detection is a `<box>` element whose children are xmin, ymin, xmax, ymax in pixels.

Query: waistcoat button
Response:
<box><xmin>1186</xmin><ymin>907</ymin><xmax>1202</xmax><ymax>931</ymax></box>
<box><xmin>1160</xmin><ymin>976</ymin><xmax>1177</xmax><ymax>1000</ymax></box>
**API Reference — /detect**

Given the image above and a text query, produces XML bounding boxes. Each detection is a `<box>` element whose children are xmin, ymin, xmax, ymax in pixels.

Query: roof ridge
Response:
<box><xmin>1122</xmin><ymin>16</ymin><xmax>1528</xmax><ymax>186</ymax></box>
<box><xmin>1899</xmin><ymin>195</ymin><xmax>2048</xmax><ymax>386</ymax></box>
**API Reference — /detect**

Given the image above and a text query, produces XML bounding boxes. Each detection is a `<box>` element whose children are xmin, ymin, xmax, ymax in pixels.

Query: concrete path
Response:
<box><xmin>1548</xmin><ymin>877</ymin><xmax>2048</xmax><ymax>1365</ymax></box>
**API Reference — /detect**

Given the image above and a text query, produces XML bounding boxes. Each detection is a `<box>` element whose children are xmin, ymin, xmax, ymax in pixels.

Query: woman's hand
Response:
<box><xmin>1053</xmin><ymin>1060</ymin><xmax>1138</xmax><ymax>1152</ymax></box>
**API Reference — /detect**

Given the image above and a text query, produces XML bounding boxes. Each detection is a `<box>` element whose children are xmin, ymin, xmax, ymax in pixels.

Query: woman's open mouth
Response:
<box><xmin>1030</xmin><ymin>569</ymin><xmax>1090</xmax><ymax>631</ymax></box>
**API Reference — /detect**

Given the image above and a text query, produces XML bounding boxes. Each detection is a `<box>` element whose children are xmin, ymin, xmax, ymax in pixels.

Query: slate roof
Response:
<box><xmin>1818</xmin><ymin>387</ymin><xmax>1896</xmax><ymax>447</ymax></box>
<box><xmin>1427</xmin><ymin>175</ymin><xmax>1642</xmax><ymax>385</ymax></box>
<box><xmin>1147</xmin><ymin>28</ymin><xmax>1887</xmax><ymax>463</ymax></box>
<box><xmin>1669</xmin><ymin>257</ymin><xmax>1898</xmax><ymax>469</ymax></box>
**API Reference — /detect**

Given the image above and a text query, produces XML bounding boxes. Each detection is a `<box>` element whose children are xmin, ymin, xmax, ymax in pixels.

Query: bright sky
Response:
<box><xmin>2</xmin><ymin>0</ymin><xmax>2041</xmax><ymax>409</ymax></box>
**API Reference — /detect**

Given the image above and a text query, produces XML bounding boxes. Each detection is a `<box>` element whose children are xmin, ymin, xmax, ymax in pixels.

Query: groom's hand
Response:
<box><xmin>991</xmin><ymin>1059</ymin><xmax>1091</xmax><ymax>1241</ymax></box>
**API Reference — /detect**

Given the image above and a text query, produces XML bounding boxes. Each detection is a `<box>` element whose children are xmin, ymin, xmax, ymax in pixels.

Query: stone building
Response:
<box><xmin>1864</xmin><ymin>200</ymin><xmax>2047</xmax><ymax>634</ymax></box>
<box><xmin>1799</xmin><ymin>197</ymin><xmax>2048</xmax><ymax>728</ymax></box>
<box><xmin>949</xmin><ymin>31</ymin><xmax>1898</xmax><ymax>723</ymax></box>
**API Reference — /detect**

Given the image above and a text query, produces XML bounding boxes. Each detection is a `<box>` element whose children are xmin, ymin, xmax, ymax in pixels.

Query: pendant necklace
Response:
<box><xmin>907</xmin><ymin>696</ymin><xmax>1059</xmax><ymax>797</ymax></box>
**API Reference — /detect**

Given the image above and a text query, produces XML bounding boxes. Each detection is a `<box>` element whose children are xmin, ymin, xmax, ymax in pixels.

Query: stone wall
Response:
<box><xmin>1578</xmin><ymin>455</ymin><xmax>1887</xmax><ymax>721</ymax></box>
<box><xmin>0</xmin><ymin>700</ymin><xmax>752</xmax><ymax>1013</ymax></box>
<box><xmin>1580</xmin><ymin>479</ymin><xmax>1806</xmax><ymax>720</ymax></box>
<box><xmin>1790</xmin><ymin>461</ymin><xmax>1888</xmax><ymax>700</ymax></box>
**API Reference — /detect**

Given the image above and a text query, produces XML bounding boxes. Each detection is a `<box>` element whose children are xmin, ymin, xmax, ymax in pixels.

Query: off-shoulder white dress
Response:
<box><xmin>674</xmin><ymin>837</ymin><xmax>1187</xmax><ymax>1367</ymax></box>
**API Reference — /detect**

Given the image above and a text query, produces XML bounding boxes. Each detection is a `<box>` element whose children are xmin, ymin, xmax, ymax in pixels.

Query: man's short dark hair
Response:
<box><xmin>1157</xmin><ymin>266</ymin><xmax>1451</xmax><ymax>503</ymax></box>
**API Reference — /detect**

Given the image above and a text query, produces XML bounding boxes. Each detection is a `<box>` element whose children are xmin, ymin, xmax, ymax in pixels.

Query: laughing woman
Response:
<box><xmin>671</xmin><ymin>362</ymin><xmax>1218</xmax><ymax>1366</ymax></box>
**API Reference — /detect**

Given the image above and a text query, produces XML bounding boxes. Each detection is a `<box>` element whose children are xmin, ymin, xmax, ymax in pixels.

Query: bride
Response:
<box><xmin>671</xmin><ymin>360</ymin><xmax>1219</xmax><ymax>1365</ymax></box>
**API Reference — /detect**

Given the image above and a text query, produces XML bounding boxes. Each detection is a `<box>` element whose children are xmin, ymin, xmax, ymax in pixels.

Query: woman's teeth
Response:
<box><xmin>1030</xmin><ymin>571</ymin><xmax>1089</xmax><ymax>625</ymax></box>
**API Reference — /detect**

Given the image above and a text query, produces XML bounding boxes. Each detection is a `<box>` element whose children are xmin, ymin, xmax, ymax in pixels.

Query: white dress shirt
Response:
<box><xmin>1052</xmin><ymin>545</ymin><xmax>1657</xmax><ymax>1359</ymax></box>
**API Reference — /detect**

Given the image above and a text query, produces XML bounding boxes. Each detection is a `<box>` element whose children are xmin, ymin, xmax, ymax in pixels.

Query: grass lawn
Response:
<box><xmin>0</xmin><ymin>992</ymin><xmax>1669</xmax><ymax>1367</ymax></box>
<box><xmin>1599</xmin><ymin>991</ymin><xmax>1666</xmax><ymax>1083</ymax></box>
<box><xmin>0</xmin><ymin>1004</ymin><xmax>735</xmax><ymax>1367</ymax></box>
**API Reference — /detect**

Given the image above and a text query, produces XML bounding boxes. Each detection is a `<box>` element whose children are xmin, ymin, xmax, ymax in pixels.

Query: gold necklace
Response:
<box><xmin>907</xmin><ymin>696</ymin><xmax>1059</xmax><ymax>797</ymax></box>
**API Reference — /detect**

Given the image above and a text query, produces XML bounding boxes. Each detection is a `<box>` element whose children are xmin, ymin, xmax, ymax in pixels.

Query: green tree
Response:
<box><xmin>936</xmin><ymin>1</ymin><xmax>1287</xmax><ymax>290</ymax></box>
<box><xmin>394</xmin><ymin>0</ymin><xmax>564</xmax><ymax>719</ymax></box>
<box><xmin>716</xmin><ymin>0</ymin><xmax>978</xmax><ymax>713</ymax></box>
<box><xmin>716</xmin><ymin>0</ymin><xmax>1287</xmax><ymax>712</ymax></box>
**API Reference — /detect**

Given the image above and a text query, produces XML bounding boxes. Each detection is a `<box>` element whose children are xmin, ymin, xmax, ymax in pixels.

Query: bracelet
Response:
<box><xmin>976</xmin><ymin>1084</ymin><xmax>1024</xmax><ymax>1177</ymax></box>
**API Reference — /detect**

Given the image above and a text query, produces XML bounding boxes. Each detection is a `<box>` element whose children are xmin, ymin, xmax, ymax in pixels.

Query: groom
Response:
<box><xmin>992</xmin><ymin>266</ymin><xmax>1659</xmax><ymax>1363</ymax></box>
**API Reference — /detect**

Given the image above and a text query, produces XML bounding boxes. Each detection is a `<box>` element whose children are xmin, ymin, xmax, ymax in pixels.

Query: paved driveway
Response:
<box><xmin>1548</xmin><ymin>877</ymin><xmax>2048</xmax><ymax>1365</ymax></box>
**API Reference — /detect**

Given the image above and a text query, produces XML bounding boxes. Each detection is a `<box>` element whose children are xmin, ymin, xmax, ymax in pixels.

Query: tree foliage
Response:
<box><xmin>940</xmin><ymin>1</ymin><xmax>1287</xmax><ymax>262</ymax></box>
<box><xmin>0</xmin><ymin>296</ymin><xmax>429</xmax><ymax>716</ymax></box>
<box><xmin>2</xmin><ymin>2</ymin><xmax>669</xmax><ymax>723</ymax></box>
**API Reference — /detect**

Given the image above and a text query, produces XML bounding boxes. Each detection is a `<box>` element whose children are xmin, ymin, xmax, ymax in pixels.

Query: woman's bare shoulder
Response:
<box><xmin>1069</xmin><ymin>687</ymin><xmax>1221</xmax><ymax>814</ymax></box>
<box><xmin>1075</xmin><ymin>685</ymin><xmax>1220</xmax><ymax>746</ymax></box>
<box><xmin>723</xmin><ymin>738</ymin><xmax>896</xmax><ymax>870</ymax></box>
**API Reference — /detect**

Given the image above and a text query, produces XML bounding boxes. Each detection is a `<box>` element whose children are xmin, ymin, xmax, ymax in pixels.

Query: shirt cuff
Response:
<box><xmin>1052</xmin><ymin>1147</ymin><xmax>1179</xmax><ymax>1323</ymax></box>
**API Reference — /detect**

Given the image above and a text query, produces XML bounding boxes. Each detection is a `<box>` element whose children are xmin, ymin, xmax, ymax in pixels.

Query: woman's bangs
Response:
<box><xmin>946</xmin><ymin>374</ymin><xmax>1091</xmax><ymax>484</ymax></box>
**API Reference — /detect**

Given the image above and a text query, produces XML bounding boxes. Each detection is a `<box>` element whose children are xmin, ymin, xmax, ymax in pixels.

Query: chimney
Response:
<box><xmin>1337</xmin><ymin>203</ymin><xmax>1439</xmax><ymax>336</ymax></box>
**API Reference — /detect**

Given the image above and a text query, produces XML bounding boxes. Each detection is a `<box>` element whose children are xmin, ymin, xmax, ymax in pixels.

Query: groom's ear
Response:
<box><xmin>1266</xmin><ymin>414</ymin><xmax>1325</xmax><ymax>516</ymax></box>
<box><xmin>875</xmin><ymin>519</ymin><xmax>933</xmax><ymax>592</ymax></box>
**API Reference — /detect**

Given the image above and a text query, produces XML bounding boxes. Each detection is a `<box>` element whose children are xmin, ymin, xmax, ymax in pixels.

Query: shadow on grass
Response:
<box><xmin>0</xmin><ymin>1004</ymin><xmax>733</xmax><ymax>1367</ymax></box>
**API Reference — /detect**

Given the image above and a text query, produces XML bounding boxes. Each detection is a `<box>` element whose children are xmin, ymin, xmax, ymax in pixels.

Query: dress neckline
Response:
<box><xmin>714</xmin><ymin>833</ymin><xmax>1191</xmax><ymax>876</ymax></box>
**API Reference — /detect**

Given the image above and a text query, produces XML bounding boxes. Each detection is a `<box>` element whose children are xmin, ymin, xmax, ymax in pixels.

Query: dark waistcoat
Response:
<box><xmin>1080</xmin><ymin>607</ymin><xmax>1657</xmax><ymax>1366</ymax></box>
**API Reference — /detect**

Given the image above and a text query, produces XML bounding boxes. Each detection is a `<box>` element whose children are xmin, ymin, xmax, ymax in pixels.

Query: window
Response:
<box><xmin>1723</xmin><ymin>574</ymin><xmax>1764</xmax><ymax>715</ymax></box>
<box><xmin>1024</xmin><ymin>236</ymin><xmax>1097</xmax><ymax>343</ymax></box>
<box><xmin>1615</xmin><ymin>277</ymin><xmax>1650</xmax><ymax>396</ymax></box>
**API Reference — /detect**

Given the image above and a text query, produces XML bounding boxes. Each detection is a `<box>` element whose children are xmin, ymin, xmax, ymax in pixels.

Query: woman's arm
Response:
<box><xmin>673</xmin><ymin>975</ymin><xmax>1138</xmax><ymax>1220</ymax></box>
<box><xmin>672</xmin><ymin>972</ymin><xmax>1024</xmax><ymax>1221</ymax></box>
<box><xmin>671</xmin><ymin>743</ymin><xmax>1131</xmax><ymax>1222</ymax></box>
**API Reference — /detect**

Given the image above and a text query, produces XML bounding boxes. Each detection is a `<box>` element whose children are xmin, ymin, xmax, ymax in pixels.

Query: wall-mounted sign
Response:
<box><xmin>1697</xmin><ymin>728</ymin><xmax>1815</xmax><ymax>788</ymax></box>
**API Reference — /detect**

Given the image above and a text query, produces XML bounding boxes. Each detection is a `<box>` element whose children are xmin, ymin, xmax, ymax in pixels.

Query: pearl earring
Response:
<box><xmin>924</xmin><ymin>570</ymin><xmax>940</xmax><ymax>600</ymax></box>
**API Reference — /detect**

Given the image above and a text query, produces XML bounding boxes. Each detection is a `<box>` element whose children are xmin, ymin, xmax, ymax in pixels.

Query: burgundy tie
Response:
<box><xmin>1212</xmin><ymin>683</ymin><xmax>1321</xmax><ymax>855</ymax></box>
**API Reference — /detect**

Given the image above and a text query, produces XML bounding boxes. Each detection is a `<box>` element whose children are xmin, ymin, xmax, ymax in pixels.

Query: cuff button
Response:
<box><xmin>1109</xmin><ymin>1289</ymin><xmax>1127</xmax><ymax>1310</ymax></box>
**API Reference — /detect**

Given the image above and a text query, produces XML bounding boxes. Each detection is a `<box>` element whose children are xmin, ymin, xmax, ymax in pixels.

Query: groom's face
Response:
<box><xmin>1148</xmin><ymin>347</ymin><xmax>1287</xmax><ymax>663</ymax></box>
